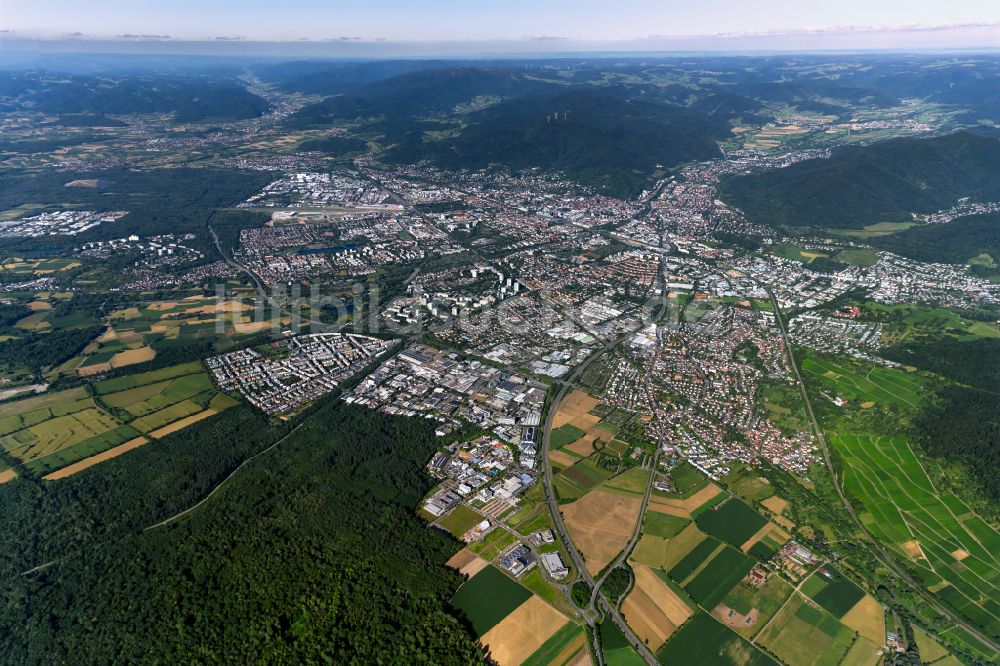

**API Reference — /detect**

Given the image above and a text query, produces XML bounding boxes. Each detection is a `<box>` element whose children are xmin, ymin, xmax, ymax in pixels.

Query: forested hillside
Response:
<box><xmin>0</xmin><ymin>402</ymin><xmax>483</xmax><ymax>663</ymax></box>
<box><xmin>720</xmin><ymin>132</ymin><xmax>1000</xmax><ymax>230</ymax></box>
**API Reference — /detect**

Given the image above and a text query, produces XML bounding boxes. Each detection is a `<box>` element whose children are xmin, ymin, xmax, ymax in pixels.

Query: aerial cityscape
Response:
<box><xmin>0</xmin><ymin>2</ymin><xmax>998</xmax><ymax>665</ymax></box>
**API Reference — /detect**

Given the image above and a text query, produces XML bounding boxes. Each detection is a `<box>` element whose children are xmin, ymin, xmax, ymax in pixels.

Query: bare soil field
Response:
<box><xmin>0</xmin><ymin>469</ymin><xmax>16</xmax><ymax>484</ymax></box>
<box><xmin>110</xmin><ymin>346</ymin><xmax>156</xmax><ymax>369</ymax></box>
<box><xmin>42</xmin><ymin>436</ymin><xmax>149</xmax><ymax>480</ymax></box>
<box><xmin>562</xmin><ymin>489</ymin><xmax>642</xmax><ymax>575</ymax></box>
<box><xmin>552</xmin><ymin>390</ymin><xmax>600</xmax><ymax>430</ymax></box>
<box><xmin>480</xmin><ymin>595</ymin><xmax>567</xmax><ymax>666</ymax></box>
<box><xmin>446</xmin><ymin>548</ymin><xmax>490</xmax><ymax>579</ymax></box>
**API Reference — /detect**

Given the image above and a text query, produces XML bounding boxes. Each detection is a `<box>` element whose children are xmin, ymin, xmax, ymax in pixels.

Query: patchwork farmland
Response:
<box><xmin>0</xmin><ymin>361</ymin><xmax>237</xmax><ymax>478</ymax></box>
<box><xmin>832</xmin><ymin>432</ymin><xmax>1000</xmax><ymax>650</ymax></box>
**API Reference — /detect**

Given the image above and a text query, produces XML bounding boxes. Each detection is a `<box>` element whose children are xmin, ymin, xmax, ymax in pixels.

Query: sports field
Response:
<box><xmin>438</xmin><ymin>504</ymin><xmax>484</xmax><ymax>537</ymax></box>
<box><xmin>831</xmin><ymin>433</ymin><xmax>1000</xmax><ymax>640</ymax></box>
<box><xmin>801</xmin><ymin>355</ymin><xmax>924</xmax><ymax>408</ymax></box>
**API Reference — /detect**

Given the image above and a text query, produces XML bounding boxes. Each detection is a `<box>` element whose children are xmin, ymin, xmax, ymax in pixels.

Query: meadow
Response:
<box><xmin>655</xmin><ymin>611</ymin><xmax>777</xmax><ymax>666</ymax></box>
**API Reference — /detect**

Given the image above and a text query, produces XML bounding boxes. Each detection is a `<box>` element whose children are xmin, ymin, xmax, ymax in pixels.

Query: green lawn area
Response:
<box><xmin>437</xmin><ymin>504</ymin><xmax>484</xmax><ymax>538</ymax></box>
<box><xmin>801</xmin><ymin>353</ymin><xmax>924</xmax><ymax>408</ymax></box>
<box><xmin>642</xmin><ymin>512</ymin><xmax>690</xmax><ymax>539</ymax></box>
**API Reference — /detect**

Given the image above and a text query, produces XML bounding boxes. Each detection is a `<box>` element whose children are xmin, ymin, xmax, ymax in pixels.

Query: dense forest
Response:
<box><xmin>911</xmin><ymin>385</ymin><xmax>1000</xmax><ymax>500</ymax></box>
<box><xmin>883</xmin><ymin>336</ymin><xmax>1000</xmax><ymax>392</ymax></box>
<box><xmin>871</xmin><ymin>213</ymin><xmax>1000</xmax><ymax>265</ymax></box>
<box><xmin>0</xmin><ymin>402</ymin><xmax>484</xmax><ymax>663</ymax></box>
<box><xmin>719</xmin><ymin>132</ymin><xmax>1000</xmax><ymax>231</ymax></box>
<box><xmin>0</xmin><ymin>168</ymin><xmax>273</xmax><ymax>254</ymax></box>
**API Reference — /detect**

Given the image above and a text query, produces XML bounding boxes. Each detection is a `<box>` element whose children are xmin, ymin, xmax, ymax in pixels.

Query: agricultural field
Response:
<box><xmin>479</xmin><ymin>596</ymin><xmax>569</xmax><ymax>666</ymax></box>
<box><xmin>450</xmin><ymin>565</ymin><xmax>533</xmax><ymax>636</ymax></box>
<box><xmin>553</xmin><ymin>458</ymin><xmax>613</xmax><ymax>501</ymax></box>
<box><xmin>0</xmin><ymin>360</ymin><xmax>236</xmax><ymax>478</ymax></box>
<box><xmin>800</xmin><ymin>566</ymin><xmax>866</xmax><ymax>618</ymax></box>
<box><xmin>715</xmin><ymin>574</ymin><xmax>794</xmax><ymax>639</ymax></box>
<box><xmin>681</xmin><ymin>547</ymin><xmax>757</xmax><ymax>609</ymax></box>
<box><xmin>600</xmin><ymin>618</ymin><xmax>646</xmax><ymax>666</ymax></box>
<box><xmin>562</xmin><ymin>489</ymin><xmax>642</xmax><ymax>575</ymax></box>
<box><xmin>694</xmin><ymin>498</ymin><xmax>770</xmax><ymax>548</ymax></box>
<box><xmin>621</xmin><ymin>563</ymin><xmax>694</xmax><ymax>650</ymax></box>
<box><xmin>655</xmin><ymin>611</ymin><xmax>777</xmax><ymax>666</ymax></box>
<box><xmin>521</xmin><ymin>623</ymin><xmax>587</xmax><ymax>666</ymax></box>
<box><xmin>831</xmin><ymin>432</ymin><xmax>1000</xmax><ymax>643</ymax></box>
<box><xmin>800</xmin><ymin>353</ymin><xmax>924</xmax><ymax>409</ymax></box>
<box><xmin>756</xmin><ymin>593</ymin><xmax>858</xmax><ymax>666</ymax></box>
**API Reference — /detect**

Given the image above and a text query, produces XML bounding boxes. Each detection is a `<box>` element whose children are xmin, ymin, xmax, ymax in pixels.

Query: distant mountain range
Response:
<box><xmin>0</xmin><ymin>72</ymin><xmax>269</xmax><ymax>122</ymax></box>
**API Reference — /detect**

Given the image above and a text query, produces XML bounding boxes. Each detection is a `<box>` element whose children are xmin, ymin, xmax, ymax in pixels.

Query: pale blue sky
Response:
<box><xmin>2</xmin><ymin>0</ymin><xmax>998</xmax><ymax>51</ymax></box>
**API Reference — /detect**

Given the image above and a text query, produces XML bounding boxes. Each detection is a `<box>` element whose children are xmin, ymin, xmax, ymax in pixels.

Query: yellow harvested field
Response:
<box><xmin>109</xmin><ymin>346</ymin><xmax>156</xmax><ymax>368</ymax></box>
<box><xmin>621</xmin><ymin>563</ymin><xmax>693</xmax><ymax>648</ymax></box>
<box><xmin>553</xmin><ymin>390</ymin><xmax>600</xmax><ymax>429</ymax></box>
<box><xmin>563</xmin><ymin>490</ymin><xmax>642</xmax><ymax>575</ymax></box>
<box><xmin>741</xmin><ymin>523</ymin><xmax>788</xmax><ymax>553</ymax></box>
<box><xmin>0</xmin><ymin>469</ymin><xmax>16</xmax><ymax>484</ymax></box>
<box><xmin>550</xmin><ymin>632</ymin><xmax>587</xmax><ymax>666</ymax></box>
<box><xmin>549</xmin><ymin>449</ymin><xmax>579</xmax><ymax>468</ymax></box>
<box><xmin>565</xmin><ymin>434</ymin><xmax>598</xmax><ymax>457</ymax></box>
<box><xmin>647</xmin><ymin>483</ymin><xmax>721</xmax><ymax>518</ymax></box>
<box><xmin>148</xmin><ymin>409</ymin><xmax>217</xmax><ymax>439</ymax></box>
<box><xmin>761</xmin><ymin>495</ymin><xmax>788</xmax><ymax>515</ymax></box>
<box><xmin>902</xmin><ymin>540</ymin><xmax>925</xmax><ymax>559</ymax></box>
<box><xmin>661</xmin><ymin>523</ymin><xmax>709</xmax><ymax>572</ymax></box>
<box><xmin>78</xmin><ymin>362</ymin><xmax>112</xmax><ymax>376</ymax></box>
<box><xmin>147</xmin><ymin>301</ymin><xmax>179</xmax><ymax>311</ymax></box>
<box><xmin>185</xmin><ymin>299</ymin><xmax>252</xmax><ymax>315</ymax></box>
<box><xmin>232</xmin><ymin>320</ymin><xmax>277</xmax><ymax>334</ymax></box>
<box><xmin>841</xmin><ymin>596</ymin><xmax>885</xmax><ymax>645</ymax></box>
<box><xmin>480</xmin><ymin>596</ymin><xmax>567</xmax><ymax>666</ymax></box>
<box><xmin>952</xmin><ymin>549</ymin><xmax>970</xmax><ymax>561</ymax></box>
<box><xmin>445</xmin><ymin>549</ymin><xmax>490</xmax><ymax>579</ymax></box>
<box><xmin>42</xmin><ymin>437</ymin><xmax>149</xmax><ymax>480</ymax></box>
<box><xmin>27</xmin><ymin>300</ymin><xmax>51</xmax><ymax>311</ymax></box>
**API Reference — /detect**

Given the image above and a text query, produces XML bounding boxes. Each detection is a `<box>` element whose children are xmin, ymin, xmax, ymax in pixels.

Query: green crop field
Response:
<box><xmin>802</xmin><ymin>355</ymin><xmax>924</xmax><ymax>407</ymax></box>
<box><xmin>24</xmin><ymin>424</ymin><xmax>141</xmax><ymax>475</ymax></box>
<box><xmin>656</xmin><ymin>611</ymin><xmax>777</xmax><ymax>666</ymax></box>
<box><xmin>451</xmin><ymin>565</ymin><xmax>531</xmax><ymax>636</ymax></box>
<box><xmin>600</xmin><ymin>619</ymin><xmax>646</xmax><ymax>666</ymax></box>
<box><xmin>801</xmin><ymin>354</ymin><xmax>924</xmax><ymax>408</ymax></box>
<box><xmin>551</xmin><ymin>424</ymin><xmax>587</xmax><ymax>448</ymax></box>
<box><xmin>130</xmin><ymin>399</ymin><xmax>205</xmax><ymax>433</ymax></box>
<box><xmin>522</xmin><ymin>622</ymin><xmax>583</xmax><ymax>666</ymax></box>
<box><xmin>695</xmin><ymin>498</ymin><xmax>769</xmax><ymax>547</ymax></box>
<box><xmin>0</xmin><ymin>407</ymin><xmax>122</xmax><ymax>463</ymax></box>
<box><xmin>800</xmin><ymin>566</ymin><xmax>865</xmax><ymax>618</ymax></box>
<box><xmin>0</xmin><ymin>386</ymin><xmax>89</xmax><ymax>421</ymax></box>
<box><xmin>94</xmin><ymin>360</ymin><xmax>204</xmax><ymax>395</ymax></box>
<box><xmin>832</xmin><ymin>433</ymin><xmax>1000</xmax><ymax>641</ymax></box>
<box><xmin>642</xmin><ymin>512</ymin><xmax>690</xmax><ymax>539</ymax></box>
<box><xmin>757</xmin><ymin>594</ymin><xmax>857</xmax><ymax>666</ymax></box>
<box><xmin>668</xmin><ymin>536</ymin><xmax>722</xmax><ymax>582</ymax></box>
<box><xmin>683</xmin><ymin>547</ymin><xmax>756</xmax><ymax>609</ymax></box>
